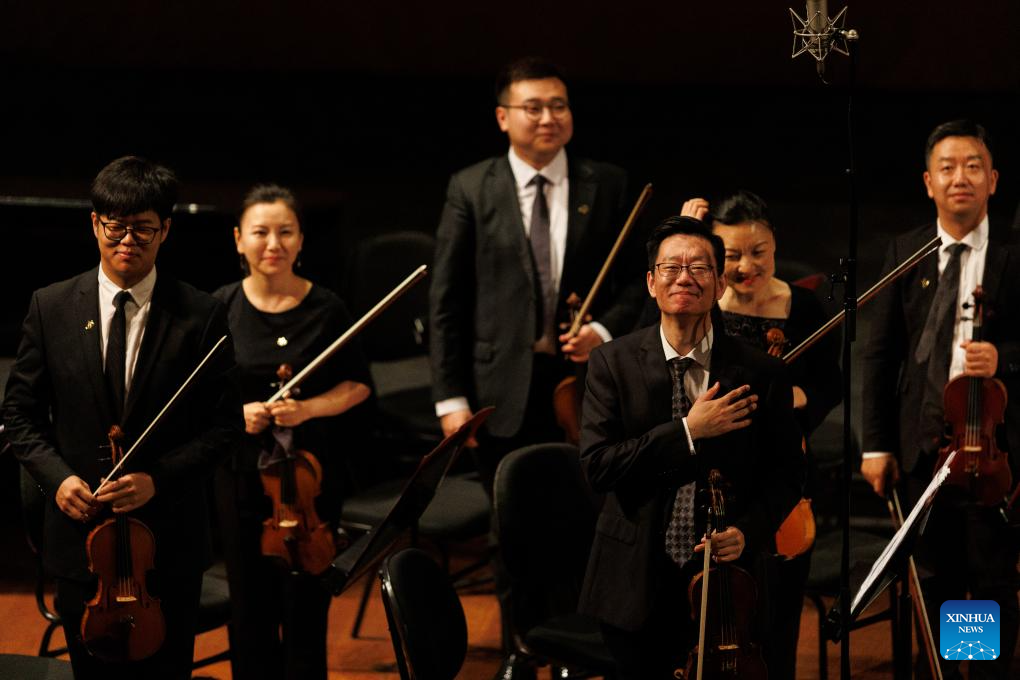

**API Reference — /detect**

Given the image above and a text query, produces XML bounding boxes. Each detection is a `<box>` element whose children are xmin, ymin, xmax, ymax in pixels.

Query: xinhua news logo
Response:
<box><xmin>940</xmin><ymin>600</ymin><xmax>1000</xmax><ymax>661</ymax></box>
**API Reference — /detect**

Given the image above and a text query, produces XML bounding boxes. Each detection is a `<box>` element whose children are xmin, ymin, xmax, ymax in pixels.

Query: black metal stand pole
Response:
<box><xmin>839</xmin><ymin>28</ymin><xmax>860</xmax><ymax>680</ymax></box>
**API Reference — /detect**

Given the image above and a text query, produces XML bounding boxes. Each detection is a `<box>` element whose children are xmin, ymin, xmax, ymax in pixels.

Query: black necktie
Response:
<box><xmin>665</xmin><ymin>357</ymin><xmax>697</xmax><ymax>566</ymax></box>
<box><xmin>915</xmin><ymin>243</ymin><xmax>967</xmax><ymax>452</ymax></box>
<box><xmin>528</xmin><ymin>174</ymin><xmax>556</xmax><ymax>352</ymax></box>
<box><xmin>105</xmin><ymin>290</ymin><xmax>132</xmax><ymax>422</ymax></box>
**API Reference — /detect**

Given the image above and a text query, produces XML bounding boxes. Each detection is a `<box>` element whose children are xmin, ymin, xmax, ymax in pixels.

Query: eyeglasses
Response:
<box><xmin>499</xmin><ymin>100</ymin><xmax>570</xmax><ymax>121</ymax></box>
<box><xmin>654</xmin><ymin>263</ymin><xmax>715</xmax><ymax>281</ymax></box>
<box><xmin>97</xmin><ymin>216</ymin><xmax>162</xmax><ymax>245</ymax></box>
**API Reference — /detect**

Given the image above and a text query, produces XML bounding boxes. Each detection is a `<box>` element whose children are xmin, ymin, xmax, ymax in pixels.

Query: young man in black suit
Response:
<box><xmin>429</xmin><ymin>57</ymin><xmax>644</xmax><ymax>677</ymax></box>
<box><xmin>4</xmin><ymin>156</ymin><xmax>242</xmax><ymax>679</ymax></box>
<box><xmin>860</xmin><ymin>120</ymin><xmax>1020</xmax><ymax>678</ymax></box>
<box><xmin>579</xmin><ymin>216</ymin><xmax>804</xmax><ymax>678</ymax></box>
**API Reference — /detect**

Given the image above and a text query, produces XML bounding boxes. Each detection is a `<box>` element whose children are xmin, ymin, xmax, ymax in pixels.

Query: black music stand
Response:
<box><xmin>321</xmin><ymin>407</ymin><xmax>494</xmax><ymax>596</ymax></box>
<box><xmin>823</xmin><ymin>453</ymin><xmax>957</xmax><ymax>677</ymax></box>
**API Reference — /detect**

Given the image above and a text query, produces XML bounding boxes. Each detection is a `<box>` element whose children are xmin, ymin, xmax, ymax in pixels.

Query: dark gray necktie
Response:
<box><xmin>528</xmin><ymin>174</ymin><xmax>556</xmax><ymax>351</ymax></box>
<box><xmin>105</xmin><ymin>290</ymin><xmax>133</xmax><ymax>421</ymax></box>
<box><xmin>915</xmin><ymin>243</ymin><xmax>967</xmax><ymax>452</ymax></box>
<box><xmin>665</xmin><ymin>357</ymin><xmax>697</xmax><ymax>566</ymax></box>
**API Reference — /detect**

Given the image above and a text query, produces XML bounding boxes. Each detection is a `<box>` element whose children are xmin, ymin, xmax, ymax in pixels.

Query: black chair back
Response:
<box><xmin>379</xmin><ymin>547</ymin><xmax>467</xmax><ymax>680</ymax></box>
<box><xmin>493</xmin><ymin>443</ymin><xmax>602</xmax><ymax>634</ymax></box>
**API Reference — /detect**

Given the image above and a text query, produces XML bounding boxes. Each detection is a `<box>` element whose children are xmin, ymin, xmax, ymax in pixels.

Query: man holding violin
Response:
<box><xmin>861</xmin><ymin>120</ymin><xmax>1020</xmax><ymax>678</ymax></box>
<box><xmin>578</xmin><ymin>216</ymin><xmax>804</xmax><ymax>678</ymax></box>
<box><xmin>4</xmin><ymin>156</ymin><xmax>242</xmax><ymax>679</ymax></box>
<box><xmin>429</xmin><ymin>56</ymin><xmax>645</xmax><ymax>677</ymax></box>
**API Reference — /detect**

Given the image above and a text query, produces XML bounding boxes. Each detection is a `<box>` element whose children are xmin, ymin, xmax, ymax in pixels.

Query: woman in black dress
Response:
<box><xmin>684</xmin><ymin>190</ymin><xmax>841</xmax><ymax>680</ymax></box>
<box><xmin>214</xmin><ymin>184</ymin><xmax>372</xmax><ymax>679</ymax></box>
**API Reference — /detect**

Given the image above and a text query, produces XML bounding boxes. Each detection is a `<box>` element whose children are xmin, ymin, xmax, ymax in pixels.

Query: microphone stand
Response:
<box><xmin>837</xmin><ymin>30</ymin><xmax>860</xmax><ymax>680</ymax></box>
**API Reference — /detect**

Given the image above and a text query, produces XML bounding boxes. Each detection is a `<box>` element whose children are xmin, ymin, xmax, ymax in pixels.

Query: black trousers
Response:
<box><xmin>57</xmin><ymin>568</ymin><xmax>202</xmax><ymax>680</ymax></box>
<box><xmin>908</xmin><ymin>459</ymin><xmax>1019</xmax><ymax>680</ymax></box>
<box><xmin>215</xmin><ymin>464</ymin><xmax>332</xmax><ymax>680</ymax></box>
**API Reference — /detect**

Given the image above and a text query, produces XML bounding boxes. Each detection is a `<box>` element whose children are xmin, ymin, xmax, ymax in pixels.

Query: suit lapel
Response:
<box><xmin>638</xmin><ymin>325</ymin><xmax>673</xmax><ymax>426</ymax></box>
<box><xmin>492</xmin><ymin>157</ymin><xmax>537</xmax><ymax>289</ymax></box>
<box><xmin>562</xmin><ymin>158</ymin><xmax>597</xmax><ymax>290</ymax></box>
<box><xmin>706</xmin><ymin>332</ymin><xmax>747</xmax><ymax>396</ymax></box>
<box><xmin>123</xmin><ymin>279</ymin><xmax>173</xmax><ymax>424</ymax></box>
<box><xmin>74</xmin><ymin>270</ymin><xmax>113</xmax><ymax>425</ymax></box>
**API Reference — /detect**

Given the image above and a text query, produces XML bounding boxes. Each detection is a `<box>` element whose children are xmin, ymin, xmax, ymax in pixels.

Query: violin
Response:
<box><xmin>259</xmin><ymin>363</ymin><xmax>336</xmax><ymax>575</ymax></box>
<box><xmin>935</xmin><ymin>286</ymin><xmax>1012</xmax><ymax>506</ymax></box>
<box><xmin>81</xmin><ymin>425</ymin><xmax>166</xmax><ymax>662</ymax></box>
<box><xmin>682</xmin><ymin>470</ymin><xmax>767</xmax><ymax>680</ymax></box>
<box><xmin>765</xmin><ymin>327</ymin><xmax>816</xmax><ymax>560</ymax></box>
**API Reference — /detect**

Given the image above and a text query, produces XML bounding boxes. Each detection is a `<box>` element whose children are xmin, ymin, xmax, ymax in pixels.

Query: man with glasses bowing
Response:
<box><xmin>429</xmin><ymin>57</ymin><xmax>644</xmax><ymax>677</ymax></box>
<box><xmin>4</xmin><ymin>156</ymin><xmax>241</xmax><ymax>679</ymax></box>
<box><xmin>578</xmin><ymin>217</ymin><xmax>804</xmax><ymax>678</ymax></box>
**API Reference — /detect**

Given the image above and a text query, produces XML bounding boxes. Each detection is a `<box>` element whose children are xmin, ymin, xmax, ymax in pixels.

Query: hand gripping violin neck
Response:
<box><xmin>81</xmin><ymin>426</ymin><xmax>166</xmax><ymax>662</ymax></box>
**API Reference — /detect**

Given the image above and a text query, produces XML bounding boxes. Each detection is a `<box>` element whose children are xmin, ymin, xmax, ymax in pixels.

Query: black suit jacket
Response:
<box><xmin>577</xmin><ymin>325</ymin><xmax>803</xmax><ymax>632</ymax></box>
<box><xmin>860</xmin><ymin>224</ymin><xmax>1020</xmax><ymax>475</ymax></box>
<box><xmin>429</xmin><ymin>153</ymin><xmax>644</xmax><ymax>437</ymax></box>
<box><xmin>4</xmin><ymin>268</ymin><xmax>243</xmax><ymax>581</ymax></box>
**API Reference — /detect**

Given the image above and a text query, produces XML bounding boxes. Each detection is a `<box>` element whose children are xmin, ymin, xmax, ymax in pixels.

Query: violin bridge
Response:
<box><xmin>279</xmin><ymin>519</ymin><xmax>299</xmax><ymax>528</ymax></box>
<box><xmin>718</xmin><ymin>644</ymin><xmax>739</xmax><ymax>651</ymax></box>
<box><xmin>115</xmin><ymin>595</ymin><xmax>138</xmax><ymax>603</ymax></box>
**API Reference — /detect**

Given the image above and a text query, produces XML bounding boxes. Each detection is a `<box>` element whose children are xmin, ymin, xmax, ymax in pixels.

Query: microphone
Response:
<box><xmin>789</xmin><ymin>0</ymin><xmax>851</xmax><ymax>77</ymax></box>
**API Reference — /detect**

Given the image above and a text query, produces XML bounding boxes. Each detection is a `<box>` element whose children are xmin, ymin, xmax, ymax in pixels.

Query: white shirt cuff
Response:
<box><xmin>588</xmin><ymin>321</ymin><xmax>612</xmax><ymax>344</ymax></box>
<box><xmin>435</xmin><ymin>397</ymin><xmax>470</xmax><ymax>418</ymax></box>
<box><xmin>681</xmin><ymin>417</ymin><xmax>696</xmax><ymax>455</ymax></box>
<box><xmin>862</xmin><ymin>451</ymin><xmax>893</xmax><ymax>460</ymax></box>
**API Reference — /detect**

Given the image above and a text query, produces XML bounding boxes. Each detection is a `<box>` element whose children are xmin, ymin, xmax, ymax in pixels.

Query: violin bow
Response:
<box><xmin>783</xmin><ymin>235</ymin><xmax>940</xmax><ymax>363</ymax></box>
<box><xmin>94</xmin><ymin>334</ymin><xmax>229</xmax><ymax>495</ymax></box>
<box><xmin>695</xmin><ymin>529</ymin><xmax>712</xmax><ymax>680</ymax></box>
<box><xmin>265</xmin><ymin>264</ymin><xmax>428</xmax><ymax>404</ymax></box>
<box><xmin>565</xmin><ymin>184</ymin><xmax>652</xmax><ymax>338</ymax></box>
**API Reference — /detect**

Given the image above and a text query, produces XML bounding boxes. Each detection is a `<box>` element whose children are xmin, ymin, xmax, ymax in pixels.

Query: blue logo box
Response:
<box><xmin>940</xmin><ymin>600</ymin><xmax>1000</xmax><ymax>661</ymax></box>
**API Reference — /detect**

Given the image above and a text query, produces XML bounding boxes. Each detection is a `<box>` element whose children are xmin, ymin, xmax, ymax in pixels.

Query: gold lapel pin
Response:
<box><xmin>577</xmin><ymin>204</ymin><xmax>590</xmax><ymax>215</ymax></box>
<box><xmin>85</xmin><ymin>319</ymin><xmax>95</xmax><ymax>331</ymax></box>
<box><xmin>921</xmin><ymin>278</ymin><xmax>931</xmax><ymax>289</ymax></box>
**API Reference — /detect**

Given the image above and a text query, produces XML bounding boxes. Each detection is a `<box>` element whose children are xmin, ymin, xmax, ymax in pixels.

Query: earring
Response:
<box><xmin>295</xmin><ymin>254</ymin><xmax>302</xmax><ymax>270</ymax></box>
<box><xmin>239</xmin><ymin>254</ymin><xmax>250</xmax><ymax>276</ymax></box>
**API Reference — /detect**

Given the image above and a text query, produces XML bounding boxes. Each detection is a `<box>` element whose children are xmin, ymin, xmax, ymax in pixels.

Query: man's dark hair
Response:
<box><xmin>646</xmin><ymin>215</ymin><xmax>726</xmax><ymax>274</ymax></box>
<box><xmin>90</xmin><ymin>156</ymin><xmax>179</xmax><ymax>222</ymax></box>
<box><xmin>710</xmin><ymin>190</ymin><xmax>774</xmax><ymax>233</ymax></box>
<box><xmin>495</xmin><ymin>57</ymin><xmax>566</xmax><ymax>104</ymax></box>
<box><xmin>925</xmin><ymin>120</ymin><xmax>994</xmax><ymax>165</ymax></box>
<box><xmin>239</xmin><ymin>183</ymin><xmax>302</xmax><ymax>229</ymax></box>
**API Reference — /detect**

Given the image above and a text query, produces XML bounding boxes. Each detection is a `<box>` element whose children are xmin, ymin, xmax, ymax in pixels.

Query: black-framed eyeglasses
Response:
<box><xmin>654</xmin><ymin>262</ymin><xmax>715</xmax><ymax>281</ymax></box>
<box><xmin>97</xmin><ymin>216</ymin><xmax>163</xmax><ymax>245</ymax></box>
<box><xmin>499</xmin><ymin>100</ymin><xmax>570</xmax><ymax>121</ymax></box>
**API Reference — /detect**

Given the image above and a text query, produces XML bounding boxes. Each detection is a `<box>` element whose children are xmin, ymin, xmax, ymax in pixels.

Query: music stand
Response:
<box><xmin>320</xmin><ymin>407</ymin><xmax>494</xmax><ymax>596</ymax></box>
<box><xmin>824</xmin><ymin>452</ymin><xmax>957</xmax><ymax>652</ymax></box>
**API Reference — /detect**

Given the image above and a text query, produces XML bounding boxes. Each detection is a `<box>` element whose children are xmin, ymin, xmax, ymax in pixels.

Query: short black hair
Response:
<box><xmin>710</xmin><ymin>190</ymin><xmax>773</xmax><ymax>233</ymax></box>
<box><xmin>925</xmin><ymin>120</ymin><xmax>994</xmax><ymax>166</ymax></box>
<box><xmin>646</xmin><ymin>215</ymin><xmax>726</xmax><ymax>274</ymax></box>
<box><xmin>495</xmin><ymin>57</ymin><xmax>566</xmax><ymax>104</ymax></box>
<box><xmin>90</xmin><ymin>156</ymin><xmax>179</xmax><ymax>222</ymax></box>
<box><xmin>239</xmin><ymin>183</ymin><xmax>302</xmax><ymax>230</ymax></box>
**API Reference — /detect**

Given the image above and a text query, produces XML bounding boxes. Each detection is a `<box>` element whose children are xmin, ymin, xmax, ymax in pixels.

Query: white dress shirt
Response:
<box><xmin>98</xmin><ymin>266</ymin><xmax>156</xmax><ymax>396</ymax></box>
<box><xmin>862</xmin><ymin>216</ymin><xmax>989</xmax><ymax>460</ymax></box>
<box><xmin>660</xmin><ymin>324</ymin><xmax>713</xmax><ymax>454</ymax></box>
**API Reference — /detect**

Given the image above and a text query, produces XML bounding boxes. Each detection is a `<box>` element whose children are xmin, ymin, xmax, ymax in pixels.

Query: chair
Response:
<box><xmin>803</xmin><ymin>528</ymin><xmax>899</xmax><ymax>680</ymax></box>
<box><xmin>379</xmin><ymin>547</ymin><xmax>467</xmax><ymax>680</ymax></box>
<box><xmin>340</xmin><ymin>470</ymin><xmax>491</xmax><ymax>638</ymax></box>
<box><xmin>0</xmin><ymin>654</ymin><xmax>73</xmax><ymax>680</ymax></box>
<box><xmin>493</xmin><ymin>443</ymin><xmax>617</xmax><ymax>677</ymax></box>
